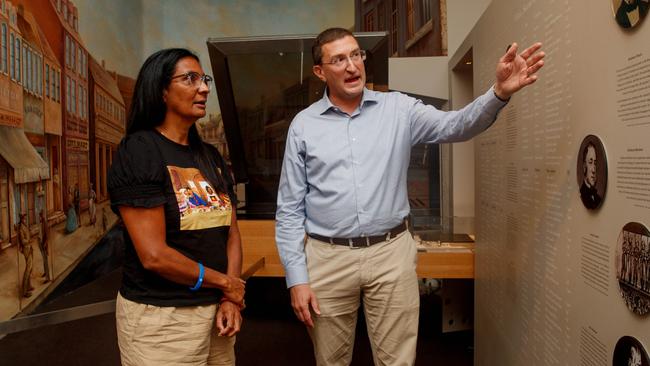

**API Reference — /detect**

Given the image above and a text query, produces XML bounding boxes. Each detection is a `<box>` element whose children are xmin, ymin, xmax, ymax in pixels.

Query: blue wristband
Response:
<box><xmin>189</xmin><ymin>262</ymin><xmax>204</xmax><ymax>291</ymax></box>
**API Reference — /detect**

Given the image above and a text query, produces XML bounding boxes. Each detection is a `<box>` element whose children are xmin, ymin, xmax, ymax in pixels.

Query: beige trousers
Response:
<box><xmin>115</xmin><ymin>293</ymin><xmax>235</xmax><ymax>366</ymax></box>
<box><xmin>306</xmin><ymin>231</ymin><xmax>420</xmax><ymax>366</ymax></box>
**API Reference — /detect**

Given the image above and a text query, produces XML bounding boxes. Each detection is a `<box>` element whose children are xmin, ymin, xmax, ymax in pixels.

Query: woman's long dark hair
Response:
<box><xmin>127</xmin><ymin>48</ymin><xmax>229</xmax><ymax>197</ymax></box>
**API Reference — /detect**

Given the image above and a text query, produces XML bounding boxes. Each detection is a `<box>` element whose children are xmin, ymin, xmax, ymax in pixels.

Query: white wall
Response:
<box><xmin>388</xmin><ymin>56</ymin><xmax>449</xmax><ymax>99</ymax></box>
<box><xmin>447</xmin><ymin>0</ymin><xmax>492</xmax><ymax>234</ymax></box>
<box><xmin>446</xmin><ymin>0</ymin><xmax>492</xmax><ymax>58</ymax></box>
<box><xmin>449</xmin><ymin>65</ymin><xmax>475</xmax><ymax>233</ymax></box>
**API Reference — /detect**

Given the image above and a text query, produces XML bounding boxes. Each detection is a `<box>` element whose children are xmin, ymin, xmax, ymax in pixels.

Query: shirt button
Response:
<box><xmin>352</xmin><ymin>138</ymin><xmax>356</xmax><ymax>142</ymax></box>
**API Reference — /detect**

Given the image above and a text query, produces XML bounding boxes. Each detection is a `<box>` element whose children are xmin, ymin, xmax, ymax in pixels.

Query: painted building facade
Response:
<box><xmin>89</xmin><ymin>57</ymin><xmax>124</xmax><ymax>203</ymax></box>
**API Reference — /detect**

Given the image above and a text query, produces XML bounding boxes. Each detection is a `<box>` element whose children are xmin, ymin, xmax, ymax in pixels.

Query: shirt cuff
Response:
<box><xmin>484</xmin><ymin>86</ymin><xmax>509</xmax><ymax>116</ymax></box>
<box><xmin>284</xmin><ymin>265</ymin><xmax>309</xmax><ymax>288</ymax></box>
<box><xmin>489</xmin><ymin>85</ymin><xmax>510</xmax><ymax>104</ymax></box>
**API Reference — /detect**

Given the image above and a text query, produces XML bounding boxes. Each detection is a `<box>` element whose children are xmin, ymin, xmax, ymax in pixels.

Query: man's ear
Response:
<box><xmin>313</xmin><ymin>65</ymin><xmax>326</xmax><ymax>83</ymax></box>
<box><xmin>163</xmin><ymin>88</ymin><xmax>168</xmax><ymax>103</ymax></box>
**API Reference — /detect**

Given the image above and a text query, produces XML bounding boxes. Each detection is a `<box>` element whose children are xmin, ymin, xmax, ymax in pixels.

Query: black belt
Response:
<box><xmin>308</xmin><ymin>222</ymin><xmax>407</xmax><ymax>248</ymax></box>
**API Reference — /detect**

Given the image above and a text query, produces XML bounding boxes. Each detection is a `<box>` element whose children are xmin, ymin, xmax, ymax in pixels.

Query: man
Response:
<box><xmin>16</xmin><ymin>213</ymin><xmax>34</xmax><ymax>298</ymax></box>
<box><xmin>38</xmin><ymin>210</ymin><xmax>51</xmax><ymax>282</ymax></box>
<box><xmin>73</xmin><ymin>183</ymin><xmax>80</xmax><ymax>226</ymax></box>
<box><xmin>579</xmin><ymin>142</ymin><xmax>602</xmax><ymax>209</ymax></box>
<box><xmin>102</xmin><ymin>206</ymin><xmax>108</xmax><ymax>232</ymax></box>
<box><xmin>88</xmin><ymin>183</ymin><xmax>97</xmax><ymax>226</ymax></box>
<box><xmin>275</xmin><ymin>27</ymin><xmax>545</xmax><ymax>365</ymax></box>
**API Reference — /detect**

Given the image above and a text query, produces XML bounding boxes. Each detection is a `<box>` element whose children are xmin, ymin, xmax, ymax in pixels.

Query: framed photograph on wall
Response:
<box><xmin>615</xmin><ymin>222</ymin><xmax>650</xmax><ymax>316</ymax></box>
<box><xmin>613</xmin><ymin>336</ymin><xmax>649</xmax><ymax>366</ymax></box>
<box><xmin>576</xmin><ymin>135</ymin><xmax>607</xmax><ymax>210</ymax></box>
<box><xmin>612</xmin><ymin>0</ymin><xmax>650</xmax><ymax>29</ymax></box>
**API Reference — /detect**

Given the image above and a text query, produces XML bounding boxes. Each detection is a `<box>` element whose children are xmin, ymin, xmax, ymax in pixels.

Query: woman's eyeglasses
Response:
<box><xmin>170</xmin><ymin>72</ymin><xmax>213</xmax><ymax>91</ymax></box>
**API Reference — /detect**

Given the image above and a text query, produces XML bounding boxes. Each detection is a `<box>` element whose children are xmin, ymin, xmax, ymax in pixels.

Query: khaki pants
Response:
<box><xmin>306</xmin><ymin>231</ymin><xmax>420</xmax><ymax>366</ymax></box>
<box><xmin>115</xmin><ymin>293</ymin><xmax>235</xmax><ymax>366</ymax></box>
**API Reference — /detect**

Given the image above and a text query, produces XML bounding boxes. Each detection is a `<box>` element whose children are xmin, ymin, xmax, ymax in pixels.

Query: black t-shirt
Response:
<box><xmin>108</xmin><ymin>129</ymin><xmax>235</xmax><ymax>307</ymax></box>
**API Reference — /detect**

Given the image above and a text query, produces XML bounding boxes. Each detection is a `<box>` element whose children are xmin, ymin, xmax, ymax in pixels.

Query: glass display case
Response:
<box><xmin>207</xmin><ymin>33</ymin><xmax>389</xmax><ymax>218</ymax></box>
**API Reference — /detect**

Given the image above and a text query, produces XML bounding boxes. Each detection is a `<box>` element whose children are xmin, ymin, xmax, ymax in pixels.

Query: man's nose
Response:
<box><xmin>345</xmin><ymin>57</ymin><xmax>359</xmax><ymax>72</ymax></box>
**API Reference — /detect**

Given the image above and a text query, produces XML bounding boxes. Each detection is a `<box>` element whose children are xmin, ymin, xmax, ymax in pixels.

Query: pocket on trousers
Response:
<box><xmin>306</xmin><ymin>237</ymin><xmax>339</xmax><ymax>262</ymax></box>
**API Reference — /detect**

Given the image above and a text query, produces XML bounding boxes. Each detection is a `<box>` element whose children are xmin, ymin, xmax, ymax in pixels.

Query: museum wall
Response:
<box><xmin>450</xmin><ymin>0</ymin><xmax>650</xmax><ymax>364</ymax></box>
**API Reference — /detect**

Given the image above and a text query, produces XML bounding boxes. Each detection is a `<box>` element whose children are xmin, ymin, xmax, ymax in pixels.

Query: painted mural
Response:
<box><xmin>355</xmin><ymin>0</ymin><xmax>448</xmax><ymax>57</ymax></box>
<box><xmin>0</xmin><ymin>0</ymin><xmax>353</xmax><ymax>322</ymax></box>
<box><xmin>0</xmin><ymin>0</ymin><xmax>123</xmax><ymax>320</ymax></box>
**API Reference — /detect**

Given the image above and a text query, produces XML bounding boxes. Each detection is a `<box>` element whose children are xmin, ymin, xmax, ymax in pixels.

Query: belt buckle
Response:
<box><xmin>348</xmin><ymin>237</ymin><xmax>371</xmax><ymax>249</ymax></box>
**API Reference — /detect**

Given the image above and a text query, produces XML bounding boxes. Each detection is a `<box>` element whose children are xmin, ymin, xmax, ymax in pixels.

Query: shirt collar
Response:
<box><xmin>318</xmin><ymin>87</ymin><xmax>380</xmax><ymax>115</ymax></box>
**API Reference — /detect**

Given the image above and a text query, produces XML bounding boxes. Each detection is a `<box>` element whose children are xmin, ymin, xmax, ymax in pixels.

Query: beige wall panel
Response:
<box><xmin>455</xmin><ymin>0</ymin><xmax>650</xmax><ymax>364</ymax></box>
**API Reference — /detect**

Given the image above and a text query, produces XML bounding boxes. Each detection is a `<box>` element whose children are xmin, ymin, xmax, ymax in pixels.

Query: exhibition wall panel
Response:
<box><xmin>454</xmin><ymin>0</ymin><xmax>650</xmax><ymax>364</ymax></box>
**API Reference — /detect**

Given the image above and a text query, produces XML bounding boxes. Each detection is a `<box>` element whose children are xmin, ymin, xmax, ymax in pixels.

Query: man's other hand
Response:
<box><xmin>290</xmin><ymin>284</ymin><xmax>321</xmax><ymax>328</ymax></box>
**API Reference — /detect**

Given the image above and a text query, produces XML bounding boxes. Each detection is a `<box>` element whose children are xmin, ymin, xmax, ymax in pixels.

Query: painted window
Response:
<box><xmin>364</xmin><ymin>9</ymin><xmax>376</xmax><ymax>31</ymax></box>
<box><xmin>419</xmin><ymin>0</ymin><xmax>432</xmax><ymax>26</ymax></box>
<box><xmin>46</xmin><ymin>63</ymin><xmax>50</xmax><ymax>97</ymax></box>
<box><xmin>71</xmin><ymin>79</ymin><xmax>76</xmax><ymax>114</ymax></box>
<box><xmin>406</xmin><ymin>0</ymin><xmax>415</xmax><ymax>39</ymax></box>
<box><xmin>66</xmin><ymin>76</ymin><xmax>70</xmax><ymax>112</ymax></box>
<box><xmin>9</xmin><ymin>32</ymin><xmax>13</xmax><ymax>79</ymax></box>
<box><xmin>25</xmin><ymin>46</ymin><xmax>30</xmax><ymax>91</ymax></box>
<box><xmin>37</xmin><ymin>55</ymin><xmax>42</xmax><ymax>96</ymax></box>
<box><xmin>65</xmin><ymin>35</ymin><xmax>69</xmax><ymax>67</ymax></box>
<box><xmin>390</xmin><ymin>0</ymin><xmax>398</xmax><ymax>55</ymax></box>
<box><xmin>55</xmin><ymin>70</ymin><xmax>60</xmax><ymax>102</ymax></box>
<box><xmin>1</xmin><ymin>23</ymin><xmax>6</xmax><ymax>73</ymax></box>
<box><xmin>78</xmin><ymin>84</ymin><xmax>83</xmax><ymax>118</ymax></box>
<box><xmin>15</xmin><ymin>37</ymin><xmax>20</xmax><ymax>83</ymax></box>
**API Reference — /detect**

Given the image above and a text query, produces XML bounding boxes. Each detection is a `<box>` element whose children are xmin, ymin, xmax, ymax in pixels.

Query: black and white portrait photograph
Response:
<box><xmin>613</xmin><ymin>336</ymin><xmax>650</xmax><ymax>366</ymax></box>
<box><xmin>616</xmin><ymin>222</ymin><xmax>650</xmax><ymax>316</ymax></box>
<box><xmin>577</xmin><ymin>135</ymin><xmax>607</xmax><ymax>210</ymax></box>
<box><xmin>612</xmin><ymin>0</ymin><xmax>650</xmax><ymax>28</ymax></box>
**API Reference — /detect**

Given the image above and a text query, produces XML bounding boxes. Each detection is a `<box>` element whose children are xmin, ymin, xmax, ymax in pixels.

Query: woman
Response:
<box><xmin>108</xmin><ymin>48</ymin><xmax>245</xmax><ymax>366</ymax></box>
<box><xmin>88</xmin><ymin>183</ymin><xmax>97</xmax><ymax>226</ymax></box>
<box><xmin>65</xmin><ymin>187</ymin><xmax>78</xmax><ymax>233</ymax></box>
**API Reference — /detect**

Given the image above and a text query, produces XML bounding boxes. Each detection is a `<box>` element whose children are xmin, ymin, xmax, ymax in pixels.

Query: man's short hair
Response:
<box><xmin>312</xmin><ymin>27</ymin><xmax>355</xmax><ymax>65</ymax></box>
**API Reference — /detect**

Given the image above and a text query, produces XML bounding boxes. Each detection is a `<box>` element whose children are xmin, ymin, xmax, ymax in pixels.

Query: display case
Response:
<box><xmin>207</xmin><ymin>33</ymin><xmax>389</xmax><ymax>218</ymax></box>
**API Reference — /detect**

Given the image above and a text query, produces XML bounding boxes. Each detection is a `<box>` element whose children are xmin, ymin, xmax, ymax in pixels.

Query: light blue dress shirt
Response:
<box><xmin>276</xmin><ymin>86</ymin><xmax>508</xmax><ymax>287</ymax></box>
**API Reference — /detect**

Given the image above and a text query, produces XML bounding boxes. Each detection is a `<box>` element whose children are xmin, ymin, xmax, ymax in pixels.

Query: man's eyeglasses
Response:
<box><xmin>170</xmin><ymin>72</ymin><xmax>213</xmax><ymax>91</ymax></box>
<box><xmin>321</xmin><ymin>49</ymin><xmax>367</xmax><ymax>68</ymax></box>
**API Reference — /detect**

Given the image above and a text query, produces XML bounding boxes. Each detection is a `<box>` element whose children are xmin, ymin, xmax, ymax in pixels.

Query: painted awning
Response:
<box><xmin>0</xmin><ymin>126</ymin><xmax>50</xmax><ymax>184</ymax></box>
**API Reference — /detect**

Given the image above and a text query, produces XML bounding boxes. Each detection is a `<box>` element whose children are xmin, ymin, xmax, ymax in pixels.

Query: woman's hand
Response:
<box><xmin>216</xmin><ymin>300</ymin><xmax>243</xmax><ymax>336</ymax></box>
<box><xmin>222</xmin><ymin>275</ymin><xmax>246</xmax><ymax>306</ymax></box>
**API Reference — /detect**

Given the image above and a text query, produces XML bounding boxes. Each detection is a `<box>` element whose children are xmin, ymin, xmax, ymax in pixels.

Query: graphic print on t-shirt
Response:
<box><xmin>167</xmin><ymin>166</ymin><xmax>231</xmax><ymax>230</ymax></box>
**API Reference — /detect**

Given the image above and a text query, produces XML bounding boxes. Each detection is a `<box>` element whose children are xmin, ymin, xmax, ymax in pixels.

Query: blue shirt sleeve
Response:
<box><xmin>408</xmin><ymin>86</ymin><xmax>508</xmax><ymax>145</ymax></box>
<box><xmin>275</xmin><ymin>123</ymin><xmax>310</xmax><ymax>288</ymax></box>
